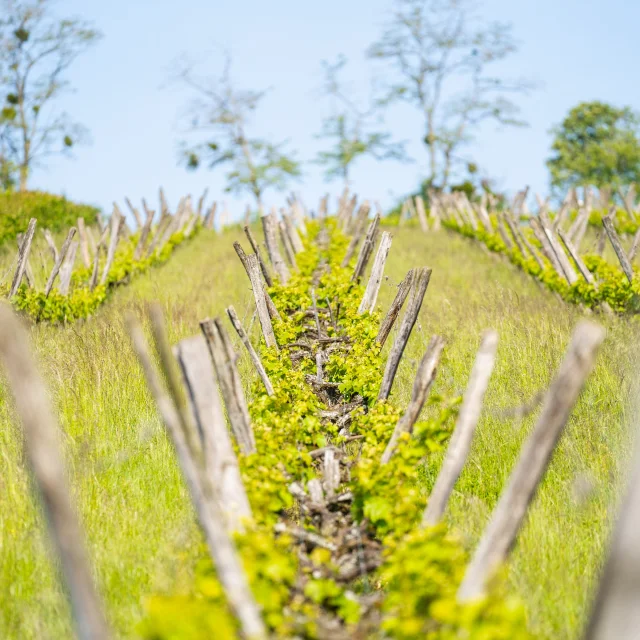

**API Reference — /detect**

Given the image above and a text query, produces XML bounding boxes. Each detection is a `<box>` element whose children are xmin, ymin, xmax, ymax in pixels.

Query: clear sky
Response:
<box><xmin>28</xmin><ymin>0</ymin><xmax>640</xmax><ymax>219</ymax></box>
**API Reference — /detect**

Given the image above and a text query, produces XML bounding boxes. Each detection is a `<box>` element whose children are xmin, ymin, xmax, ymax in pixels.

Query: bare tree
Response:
<box><xmin>0</xmin><ymin>0</ymin><xmax>101</xmax><ymax>191</ymax></box>
<box><xmin>368</xmin><ymin>0</ymin><xmax>533</xmax><ymax>190</ymax></box>
<box><xmin>172</xmin><ymin>54</ymin><xmax>301</xmax><ymax>209</ymax></box>
<box><xmin>314</xmin><ymin>55</ymin><xmax>408</xmax><ymax>186</ymax></box>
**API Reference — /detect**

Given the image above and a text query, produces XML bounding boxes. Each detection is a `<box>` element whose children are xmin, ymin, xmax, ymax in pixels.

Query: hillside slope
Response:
<box><xmin>1</xmin><ymin>225</ymin><xmax>637</xmax><ymax>639</ymax></box>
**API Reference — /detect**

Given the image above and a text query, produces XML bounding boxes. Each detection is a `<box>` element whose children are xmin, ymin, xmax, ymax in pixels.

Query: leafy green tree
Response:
<box><xmin>0</xmin><ymin>0</ymin><xmax>101</xmax><ymax>191</ymax></box>
<box><xmin>173</xmin><ymin>55</ymin><xmax>300</xmax><ymax>209</ymax></box>
<box><xmin>314</xmin><ymin>56</ymin><xmax>407</xmax><ymax>186</ymax></box>
<box><xmin>368</xmin><ymin>0</ymin><xmax>532</xmax><ymax>190</ymax></box>
<box><xmin>547</xmin><ymin>101</ymin><xmax>640</xmax><ymax>193</ymax></box>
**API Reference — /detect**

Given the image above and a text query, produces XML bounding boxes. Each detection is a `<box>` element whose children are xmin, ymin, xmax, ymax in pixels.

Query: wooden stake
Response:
<box><xmin>351</xmin><ymin>213</ymin><xmax>381</xmax><ymax>282</ymax></box>
<box><xmin>175</xmin><ymin>335</ymin><xmax>252</xmax><ymax>531</ymax></box>
<box><xmin>584</xmin><ymin>442</ymin><xmax>640</xmax><ymax>640</ymax></box>
<box><xmin>89</xmin><ymin>226</ymin><xmax>109</xmax><ymax>292</ymax></box>
<box><xmin>358</xmin><ymin>231</ymin><xmax>392</xmax><ymax>314</ymax></box>
<box><xmin>283</xmin><ymin>212</ymin><xmax>304</xmax><ymax>253</ymax></box>
<box><xmin>45</xmin><ymin>228</ymin><xmax>77</xmax><ymax>297</ymax></box>
<box><xmin>243</xmin><ymin>225</ymin><xmax>273</xmax><ymax>287</ymax></box>
<box><xmin>557</xmin><ymin>229</ymin><xmax>596</xmax><ymax>286</ymax></box>
<box><xmin>381</xmin><ymin>335</ymin><xmax>444</xmax><ymax>464</ymax></box>
<box><xmin>603</xmin><ymin>214</ymin><xmax>634</xmax><ymax>283</ymax></box>
<box><xmin>233</xmin><ymin>242</ymin><xmax>281</xmax><ymax>325</ymax></box>
<box><xmin>245</xmin><ymin>254</ymin><xmax>277</xmax><ymax>350</ymax></box>
<box><xmin>0</xmin><ymin>304</ymin><xmax>109</xmax><ymax>640</ymax></box>
<box><xmin>457</xmin><ymin>321</ymin><xmax>605</xmax><ymax>602</ymax></box>
<box><xmin>201</xmin><ymin>318</ymin><xmax>255</xmax><ymax>455</ymax></box>
<box><xmin>279</xmin><ymin>220</ymin><xmax>298</xmax><ymax>269</ymax></box>
<box><xmin>9</xmin><ymin>218</ymin><xmax>36</xmax><ymax>298</ymax></box>
<box><xmin>196</xmin><ymin>188</ymin><xmax>209</xmax><ymax>217</ymax></box>
<box><xmin>125</xmin><ymin>197</ymin><xmax>143</xmax><ymax>229</ymax></box>
<box><xmin>58</xmin><ymin>240</ymin><xmax>79</xmax><ymax>296</ymax></box>
<box><xmin>43</xmin><ymin>228</ymin><xmax>59</xmax><ymax>263</ymax></box>
<box><xmin>134</xmin><ymin>208</ymin><xmax>155</xmax><ymax>261</ymax></box>
<box><xmin>261</xmin><ymin>213</ymin><xmax>290</xmax><ymax>283</ymax></box>
<box><xmin>377</xmin><ymin>269</ymin><xmax>414</xmax><ymax>347</ymax></box>
<box><xmin>226</xmin><ymin>305</ymin><xmax>274</xmax><ymax>396</ymax></box>
<box><xmin>542</xmin><ymin>225</ymin><xmax>578</xmax><ymax>285</ymax></box>
<box><xmin>100</xmin><ymin>214</ymin><xmax>125</xmax><ymax>286</ymax></box>
<box><xmin>530</xmin><ymin>218</ymin><xmax>564</xmax><ymax>277</ymax></box>
<box><xmin>422</xmin><ymin>331</ymin><xmax>498</xmax><ymax>526</ymax></box>
<box><xmin>127</xmin><ymin>315</ymin><xmax>265</xmax><ymax>639</ymax></box>
<box><xmin>204</xmin><ymin>202</ymin><xmax>218</xmax><ymax>230</ymax></box>
<box><xmin>415</xmin><ymin>195</ymin><xmax>428</xmax><ymax>232</ymax></box>
<box><xmin>378</xmin><ymin>267</ymin><xmax>432</xmax><ymax>401</ymax></box>
<box><xmin>76</xmin><ymin>218</ymin><xmax>92</xmax><ymax>267</ymax></box>
<box><xmin>519</xmin><ymin>226</ymin><xmax>546</xmax><ymax>271</ymax></box>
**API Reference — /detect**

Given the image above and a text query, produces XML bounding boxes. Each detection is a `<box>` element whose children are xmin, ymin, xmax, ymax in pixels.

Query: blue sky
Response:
<box><xmin>29</xmin><ymin>0</ymin><xmax>640</xmax><ymax>219</ymax></box>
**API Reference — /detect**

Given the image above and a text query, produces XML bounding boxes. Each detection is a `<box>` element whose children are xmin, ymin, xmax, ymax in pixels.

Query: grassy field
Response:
<box><xmin>0</xmin><ymin>224</ymin><xmax>638</xmax><ymax>639</ymax></box>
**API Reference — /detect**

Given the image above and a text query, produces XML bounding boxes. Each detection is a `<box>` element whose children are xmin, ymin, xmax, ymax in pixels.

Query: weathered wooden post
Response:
<box><xmin>457</xmin><ymin>321</ymin><xmax>605</xmax><ymax>602</ymax></box>
<box><xmin>0</xmin><ymin>304</ymin><xmax>109</xmax><ymax>640</ymax></box>
<box><xmin>422</xmin><ymin>331</ymin><xmax>498</xmax><ymax>526</ymax></box>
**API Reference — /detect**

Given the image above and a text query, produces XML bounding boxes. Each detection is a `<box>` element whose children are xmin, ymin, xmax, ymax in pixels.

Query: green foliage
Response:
<box><xmin>443</xmin><ymin>216</ymin><xmax>640</xmax><ymax>313</ymax></box>
<box><xmin>547</xmin><ymin>101</ymin><xmax>640</xmax><ymax>192</ymax></box>
<box><xmin>5</xmin><ymin>227</ymin><xmax>196</xmax><ymax>323</ymax></box>
<box><xmin>0</xmin><ymin>0</ymin><xmax>102</xmax><ymax>188</ymax></box>
<box><xmin>314</xmin><ymin>56</ymin><xmax>407</xmax><ymax>184</ymax></box>
<box><xmin>174</xmin><ymin>57</ymin><xmax>300</xmax><ymax>205</ymax></box>
<box><xmin>0</xmin><ymin>190</ymin><xmax>99</xmax><ymax>245</ymax></box>
<box><xmin>139</xmin><ymin>220</ymin><xmax>530</xmax><ymax>638</ymax></box>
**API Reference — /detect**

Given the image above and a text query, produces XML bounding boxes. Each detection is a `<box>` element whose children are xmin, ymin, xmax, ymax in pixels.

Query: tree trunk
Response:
<box><xmin>19</xmin><ymin>163</ymin><xmax>28</xmax><ymax>192</ymax></box>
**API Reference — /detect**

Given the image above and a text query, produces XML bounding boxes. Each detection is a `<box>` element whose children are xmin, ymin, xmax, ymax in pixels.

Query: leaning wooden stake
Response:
<box><xmin>127</xmin><ymin>314</ymin><xmax>265</xmax><ymax>639</ymax></box>
<box><xmin>352</xmin><ymin>214</ymin><xmax>381</xmax><ymax>283</ymax></box>
<box><xmin>543</xmin><ymin>225</ymin><xmax>578</xmax><ymax>285</ymax></box>
<box><xmin>175</xmin><ymin>335</ymin><xmax>252</xmax><ymax>532</ymax></box>
<box><xmin>234</xmin><ymin>244</ymin><xmax>281</xmax><ymax>340</ymax></box>
<box><xmin>262</xmin><ymin>213</ymin><xmax>290</xmax><ymax>283</ymax></box>
<box><xmin>45</xmin><ymin>227</ymin><xmax>77</xmax><ymax>297</ymax></box>
<box><xmin>341</xmin><ymin>203</ymin><xmax>370</xmax><ymax>267</ymax></box>
<box><xmin>422</xmin><ymin>330</ymin><xmax>498</xmax><ymax>526</ymax></box>
<box><xmin>381</xmin><ymin>335</ymin><xmax>445</xmax><ymax>464</ymax></box>
<box><xmin>557</xmin><ymin>229</ymin><xmax>596</xmax><ymax>286</ymax></box>
<box><xmin>244</xmin><ymin>225</ymin><xmax>273</xmax><ymax>286</ymax></box>
<box><xmin>100</xmin><ymin>213</ymin><xmax>124</xmax><ymax>286</ymax></box>
<box><xmin>283</xmin><ymin>212</ymin><xmax>304</xmax><ymax>253</ymax></box>
<box><xmin>9</xmin><ymin>218</ymin><xmax>36</xmax><ymax>297</ymax></box>
<box><xmin>227</xmin><ymin>305</ymin><xmax>274</xmax><ymax>396</ymax></box>
<box><xmin>457</xmin><ymin>321</ymin><xmax>605</xmax><ymax>602</ymax></box>
<box><xmin>377</xmin><ymin>269</ymin><xmax>414</xmax><ymax>347</ymax></box>
<box><xmin>43</xmin><ymin>228</ymin><xmax>59</xmax><ymax>263</ymax></box>
<box><xmin>358</xmin><ymin>231</ymin><xmax>392</xmax><ymax>314</ymax></box>
<box><xmin>0</xmin><ymin>304</ymin><xmax>109</xmax><ymax>640</ymax></box>
<box><xmin>76</xmin><ymin>218</ymin><xmax>92</xmax><ymax>267</ymax></box>
<box><xmin>279</xmin><ymin>220</ymin><xmax>298</xmax><ymax>269</ymax></box>
<box><xmin>58</xmin><ymin>240</ymin><xmax>79</xmax><ymax>296</ymax></box>
<box><xmin>584</xmin><ymin>440</ymin><xmax>640</xmax><ymax>639</ymax></box>
<box><xmin>602</xmin><ymin>214</ymin><xmax>634</xmax><ymax>283</ymax></box>
<box><xmin>378</xmin><ymin>267</ymin><xmax>432</xmax><ymax>401</ymax></box>
<box><xmin>89</xmin><ymin>226</ymin><xmax>109</xmax><ymax>291</ymax></box>
<box><xmin>134</xmin><ymin>208</ymin><xmax>155</xmax><ymax>261</ymax></box>
<box><xmin>201</xmin><ymin>318</ymin><xmax>256</xmax><ymax>455</ymax></box>
<box><xmin>415</xmin><ymin>195</ymin><xmax>429</xmax><ymax>232</ymax></box>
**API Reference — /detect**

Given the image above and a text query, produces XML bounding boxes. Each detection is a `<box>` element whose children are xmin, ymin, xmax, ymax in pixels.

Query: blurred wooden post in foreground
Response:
<box><xmin>457</xmin><ymin>321</ymin><xmax>605</xmax><ymax>601</ymax></box>
<box><xmin>585</xmin><ymin>440</ymin><xmax>640</xmax><ymax>640</ymax></box>
<box><xmin>0</xmin><ymin>304</ymin><xmax>109</xmax><ymax>640</ymax></box>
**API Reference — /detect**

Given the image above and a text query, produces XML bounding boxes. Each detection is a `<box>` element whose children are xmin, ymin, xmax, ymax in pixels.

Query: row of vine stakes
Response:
<box><xmin>0</xmin><ymin>190</ymin><xmax>635</xmax><ymax>638</ymax></box>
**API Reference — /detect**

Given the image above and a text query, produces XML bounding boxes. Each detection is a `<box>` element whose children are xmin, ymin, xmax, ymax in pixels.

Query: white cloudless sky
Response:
<box><xmin>27</xmin><ymin>0</ymin><xmax>640</xmax><ymax>220</ymax></box>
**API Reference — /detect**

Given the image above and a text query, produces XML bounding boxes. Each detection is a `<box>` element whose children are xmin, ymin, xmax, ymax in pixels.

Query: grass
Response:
<box><xmin>0</xmin><ymin>223</ymin><xmax>638</xmax><ymax>639</ymax></box>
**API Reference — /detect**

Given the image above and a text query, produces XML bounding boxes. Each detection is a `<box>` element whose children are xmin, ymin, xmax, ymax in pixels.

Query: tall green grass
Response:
<box><xmin>0</xmin><ymin>225</ymin><xmax>637</xmax><ymax>639</ymax></box>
